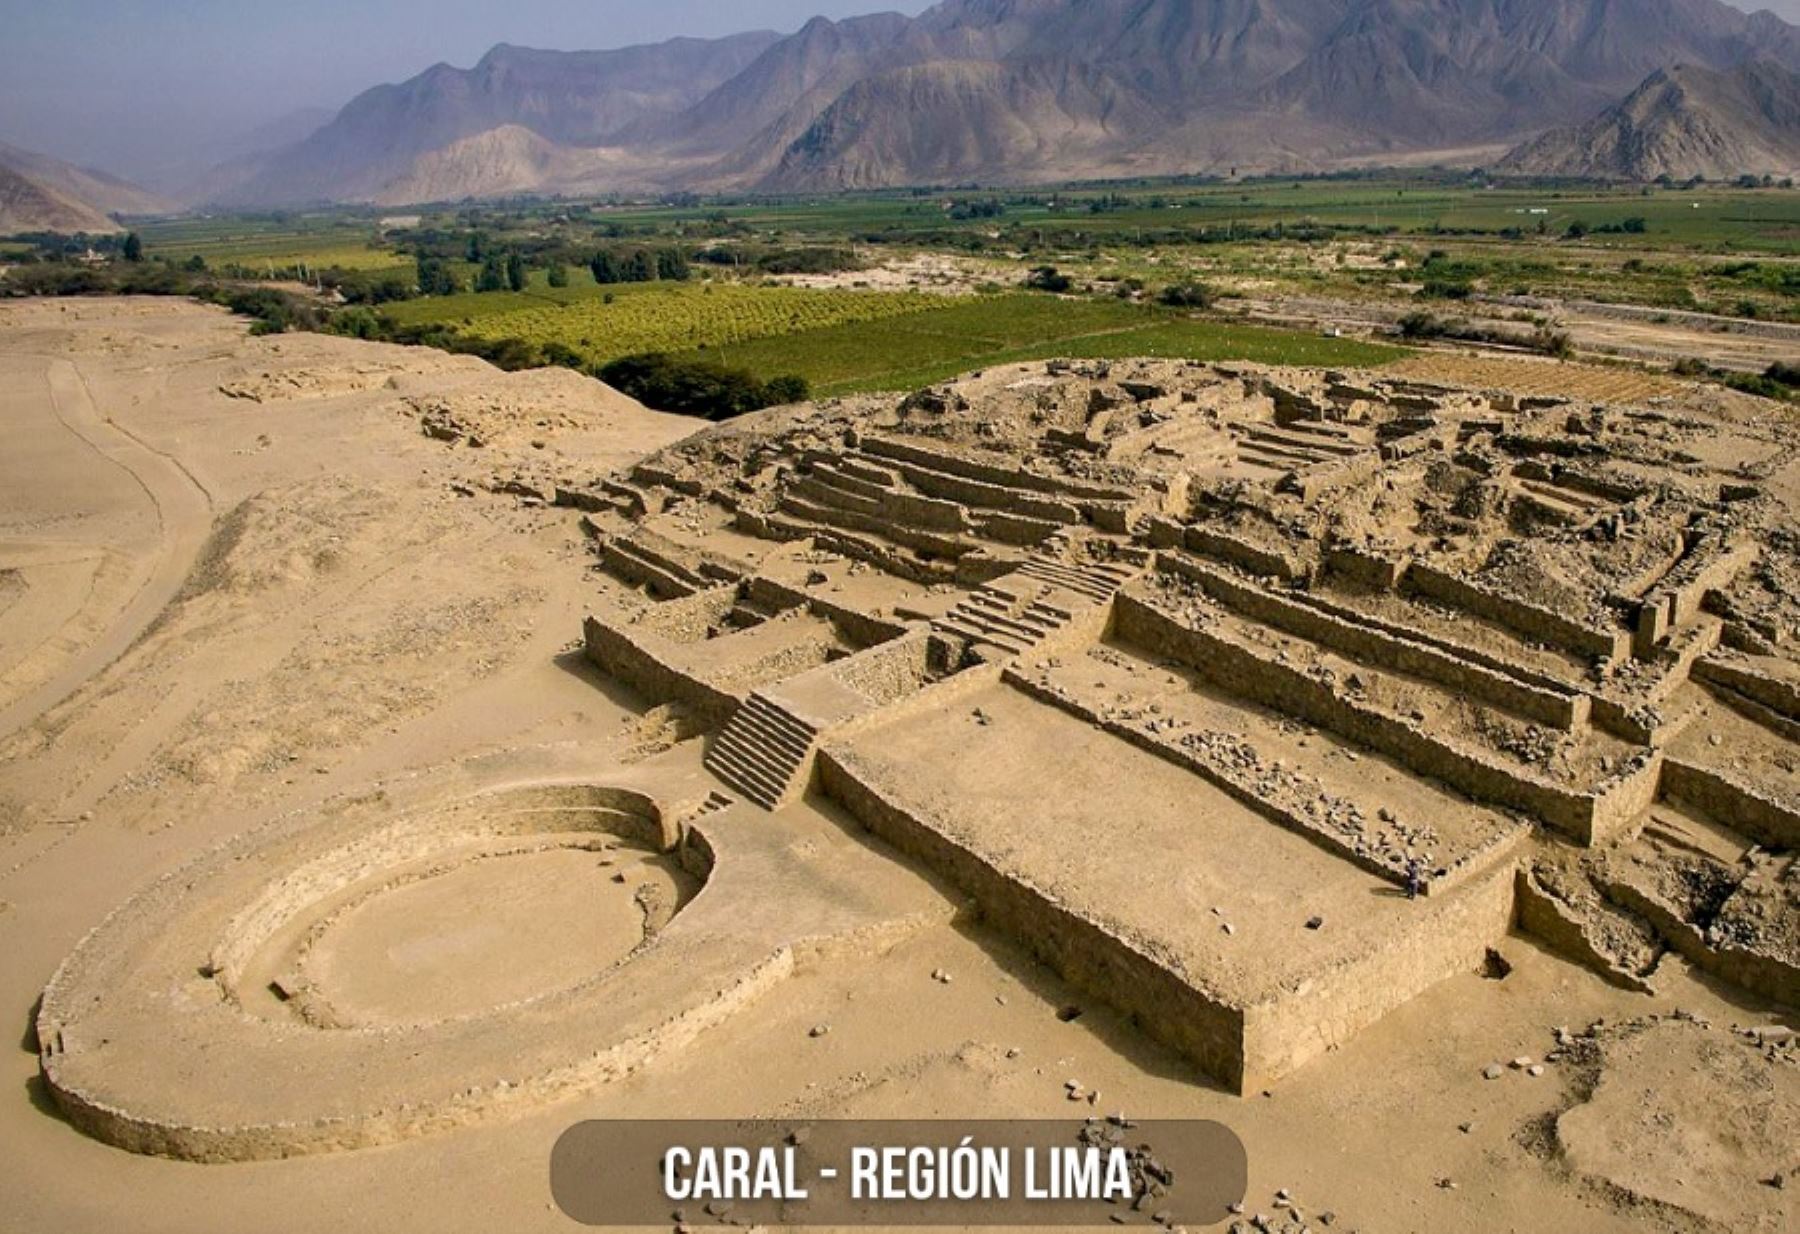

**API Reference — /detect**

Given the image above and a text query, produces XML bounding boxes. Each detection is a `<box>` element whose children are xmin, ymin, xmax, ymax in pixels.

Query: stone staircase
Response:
<box><xmin>933</xmin><ymin>553</ymin><xmax>1139</xmax><ymax>658</ymax></box>
<box><xmin>703</xmin><ymin>693</ymin><xmax>821</xmax><ymax>810</ymax></box>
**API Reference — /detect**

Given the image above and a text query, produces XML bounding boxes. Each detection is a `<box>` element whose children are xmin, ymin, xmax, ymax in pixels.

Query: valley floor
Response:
<box><xmin>0</xmin><ymin>299</ymin><xmax>1791</xmax><ymax>1233</ymax></box>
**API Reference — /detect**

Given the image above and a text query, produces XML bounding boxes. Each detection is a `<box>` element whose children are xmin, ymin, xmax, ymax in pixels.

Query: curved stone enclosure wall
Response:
<box><xmin>33</xmin><ymin>782</ymin><xmax>766</xmax><ymax>1163</ymax></box>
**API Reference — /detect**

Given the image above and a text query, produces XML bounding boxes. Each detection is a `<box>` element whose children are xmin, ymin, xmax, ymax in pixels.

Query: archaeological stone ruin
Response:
<box><xmin>37</xmin><ymin>355</ymin><xmax>1799</xmax><ymax>1160</ymax></box>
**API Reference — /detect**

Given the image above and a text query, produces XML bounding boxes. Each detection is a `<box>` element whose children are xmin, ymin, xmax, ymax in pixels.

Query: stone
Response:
<box><xmin>1483</xmin><ymin>1064</ymin><xmax>1505</xmax><ymax>1080</ymax></box>
<box><xmin>809</xmin><ymin>1024</ymin><xmax>831</xmax><ymax>1038</ymax></box>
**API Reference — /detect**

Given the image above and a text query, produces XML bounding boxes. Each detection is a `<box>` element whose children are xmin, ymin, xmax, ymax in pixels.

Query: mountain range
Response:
<box><xmin>1498</xmin><ymin>59</ymin><xmax>1800</xmax><ymax>180</ymax></box>
<box><xmin>0</xmin><ymin>142</ymin><xmax>176</xmax><ymax>235</ymax></box>
<box><xmin>190</xmin><ymin>0</ymin><xmax>1800</xmax><ymax>206</ymax></box>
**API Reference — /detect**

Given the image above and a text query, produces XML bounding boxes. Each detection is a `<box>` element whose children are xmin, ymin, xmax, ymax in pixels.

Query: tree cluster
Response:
<box><xmin>597</xmin><ymin>353</ymin><xmax>807</xmax><ymax>420</ymax></box>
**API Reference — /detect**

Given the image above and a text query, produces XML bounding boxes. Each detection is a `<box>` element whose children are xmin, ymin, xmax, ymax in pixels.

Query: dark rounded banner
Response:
<box><xmin>551</xmin><ymin>1118</ymin><xmax>1248</xmax><ymax>1226</ymax></box>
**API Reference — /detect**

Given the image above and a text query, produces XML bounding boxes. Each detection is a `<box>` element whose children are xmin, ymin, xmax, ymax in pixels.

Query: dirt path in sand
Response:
<box><xmin>0</xmin><ymin>355</ymin><xmax>213</xmax><ymax>740</ymax></box>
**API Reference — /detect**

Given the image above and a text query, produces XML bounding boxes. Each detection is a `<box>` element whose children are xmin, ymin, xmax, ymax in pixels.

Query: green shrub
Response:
<box><xmin>1158</xmin><ymin>281</ymin><xmax>1216</xmax><ymax>309</ymax></box>
<box><xmin>597</xmin><ymin>353</ymin><xmax>810</xmax><ymax>420</ymax></box>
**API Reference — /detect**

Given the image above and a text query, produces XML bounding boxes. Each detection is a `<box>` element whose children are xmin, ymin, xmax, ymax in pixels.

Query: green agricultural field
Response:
<box><xmin>457</xmin><ymin>283</ymin><xmax>947</xmax><ymax>366</ymax></box>
<box><xmin>379</xmin><ymin>266</ymin><xmax>616</xmax><ymax>326</ymax></box>
<box><xmin>690</xmin><ymin>293</ymin><xmax>1405</xmax><ymax>395</ymax></box>
<box><xmin>135</xmin><ymin>214</ymin><xmax>407</xmax><ymax>272</ymax></box>
<box><xmin>585</xmin><ymin>179</ymin><xmax>1800</xmax><ymax>255</ymax></box>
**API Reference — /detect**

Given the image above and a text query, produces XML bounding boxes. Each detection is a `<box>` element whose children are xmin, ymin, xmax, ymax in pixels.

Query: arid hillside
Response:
<box><xmin>0</xmin><ymin>142</ymin><xmax>175</xmax><ymax>234</ymax></box>
<box><xmin>205</xmin><ymin>0</ymin><xmax>1800</xmax><ymax>205</ymax></box>
<box><xmin>1501</xmin><ymin>60</ymin><xmax>1800</xmax><ymax>181</ymax></box>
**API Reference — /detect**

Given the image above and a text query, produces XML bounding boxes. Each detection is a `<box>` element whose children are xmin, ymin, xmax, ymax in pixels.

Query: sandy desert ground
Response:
<box><xmin>0</xmin><ymin>298</ymin><xmax>1794</xmax><ymax>1234</ymax></box>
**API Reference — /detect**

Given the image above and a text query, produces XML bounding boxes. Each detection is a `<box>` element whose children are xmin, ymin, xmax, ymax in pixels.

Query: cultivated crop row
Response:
<box><xmin>463</xmin><ymin>284</ymin><xmax>945</xmax><ymax>364</ymax></box>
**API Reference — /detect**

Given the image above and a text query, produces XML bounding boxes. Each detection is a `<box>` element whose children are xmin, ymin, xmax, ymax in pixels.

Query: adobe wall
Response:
<box><xmin>777</xmin><ymin>493</ymin><xmax>970</xmax><ymax>558</ymax></box>
<box><xmin>1661</xmin><ymin>758</ymin><xmax>1800</xmax><ymax>850</ymax></box>
<box><xmin>1323</xmin><ymin>545</ymin><xmax>1407</xmax><ymax>591</ymax></box>
<box><xmin>1114</xmin><ymin>590</ymin><xmax>1660</xmax><ymax>845</ymax></box>
<box><xmin>1693</xmin><ymin>657</ymin><xmax>1800</xmax><ymax>723</ymax></box>
<box><xmin>827</xmin><ymin>658</ymin><xmax>1006</xmax><ymax>744</ymax></box>
<box><xmin>859</xmin><ymin>434</ymin><xmax>1134</xmax><ymax>503</ymax></box>
<box><xmin>815</xmin><ymin>747</ymin><xmax>1251</xmax><ymax>1093</ymax></box>
<box><xmin>1280</xmin><ymin>452</ymin><xmax>1385</xmax><ymax>503</ymax></box>
<box><xmin>744</xmin><ymin>576</ymin><xmax>911</xmax><ymax>649</ymax></box>
<box><xmin>599</xmin><ymin>540</ymin><xmax>700</xmax><ymax>598</ymax></box>
<box><xmin>1659</xmin><ymin>536</ymin><xmax>1756</xmax><ymax>632</ymax></box>
<box><xmin>975</xmin><ymin>509</ymin><xmax>1065</xmax><ymax>546</ymax></box>
<box><xmin>738</xmin><ymin>509</ymin><xmax>953</xmax><ymax>585</ymax></box>
<box><xmin>1156</xmin><ymin>553</ymin><xmax>1588</xmax><ymax>731</ymax></box>
<box><xmin>631</xmin><ymin>584</ymin><xmax>744</xmax><ymax>644</ymax></box>
<box><xmin>1607</xmin><ymin>878</ymin><xmax>1800</xmax><ymax>1006</ymax></box>
<box><xmin>629</xmin><ymin>462</ymin><xmax>706</xmax><ymax>496</ymax></box>
<box><xmin>1240</xmin><ymin>862</ymin><xmax>1517</xmax><ymax>1090</ymax></box>
<box><xmin>1513</xmin><ymin>869</ymin><xmax>1654</xmax><ymax>994</ymax></box>
<box><xmin>822</xmin><ymin>631</ymin><xmax>941</xmax><ymax>707</ymax></box>
<box><xmin>582</xmin><ymin>615</ymin><xmax>740</xmax><ymax>727</ymax></box>
<box><xmin>1184</xmin><ymin>524</ymin><xmax>1308</xmax><ymax>581</ymax></box>
<box><xmin>1404</xmin><ymin>562</ymin><xmax>1629</xmax><ymax>663</ymax></box>
<box><xmin>1292</xmin><ymin>580</ymin><xmax>1580</xmax><ymax>699</ymax></box>
<box><xmin>868</xmin><ymin>455</ymin><xmax>1082</xmax><ymax>524</ymax></box>
<box><xmin>791</xmin><ymin>474</ymin><xmax>882</xmax><ymax>518</ymax></box>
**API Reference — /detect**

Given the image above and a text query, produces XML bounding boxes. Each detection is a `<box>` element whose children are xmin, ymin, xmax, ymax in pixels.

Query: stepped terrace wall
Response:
<box><xmin>1155</xmin><ymin>553</ymin><xmax>1590</xmax><ymax>732</ymax></box>
<box><xmin>816</xmin><ymin>744</ymin><xmax>1251</xmax><ymax>1091</ymax></box>
<box><xmin>1694</xmin><ymin>656</ymin><xmax>1800</xmax><ymax>724</ymax></box>
<box><xmin>1113</xmin><ymin>587</ymin><xmax>1661</xmax><ymax>845</ymax></box>
<box><xmin>583</xmin><ymin>612</ymin><xmax>740</xmax><ymax>727</ymax></box>
<box><xmin>1240</xmin><ymin>861</ymin><xmax>1516</xmax><ymax>1086</ymax></box>
<box><xmin>1403</xmin><ymin>562</ymin><xmax>1630</xmax><ymax>664</ymax></box>
<box><xmin>817</xmin><ymin>733</ymin><xmax>1521</xmax><ymax>1094</ymax></box>
<box><xmin>1661</xmin><ymin>758</ymin><xmax>1800</xmax><ymax>850</ymax></box>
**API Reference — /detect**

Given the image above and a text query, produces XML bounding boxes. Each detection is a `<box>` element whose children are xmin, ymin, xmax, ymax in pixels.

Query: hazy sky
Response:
<box><xmin>1</xmin><ymin>0</ymin><xmax>1794</xmax><ymax>184</ymax></box>
<box><xmin>0</xmin><ymin>1</ymin><xmax>933</xmax><ymax>182</ymax></box>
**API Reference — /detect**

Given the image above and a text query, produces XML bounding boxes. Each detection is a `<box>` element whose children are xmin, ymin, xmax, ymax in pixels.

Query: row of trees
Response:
<box><xmin>409</xmin><ymin>247</ymin><xmax>692</xmax><ymax>296</ymax></box>
<box><xmin>589</xmin><ymin>248</ymin><xmax>690</xmax><ymax>285</ymax></box>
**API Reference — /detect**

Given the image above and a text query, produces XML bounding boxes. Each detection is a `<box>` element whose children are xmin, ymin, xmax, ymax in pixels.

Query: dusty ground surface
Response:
<box><xmin>1235</xmin><ymin>292</ymin><xmax>1800</xmax><ymax>375</ymax></box>
<box><xmin>1</xmin><ymin>298</ymin><xmax>1795</xmax><ymax>1234</ymax></box>
<box><xmin>769</xmin><ymin>251</ymin><xmax>1013</xmax><ymax>296</ymax></box>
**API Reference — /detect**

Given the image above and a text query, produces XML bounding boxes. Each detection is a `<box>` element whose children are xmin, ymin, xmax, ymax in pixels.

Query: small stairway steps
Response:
<box><xmin>932</xmin><ymin>551</ymin><xmax>1140</xmax><ymax>658</ymax></box>
<box><xmin>704</xmin><ymin>694</ymin><xmax>821</xmax><ymax>810</ymax></box>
